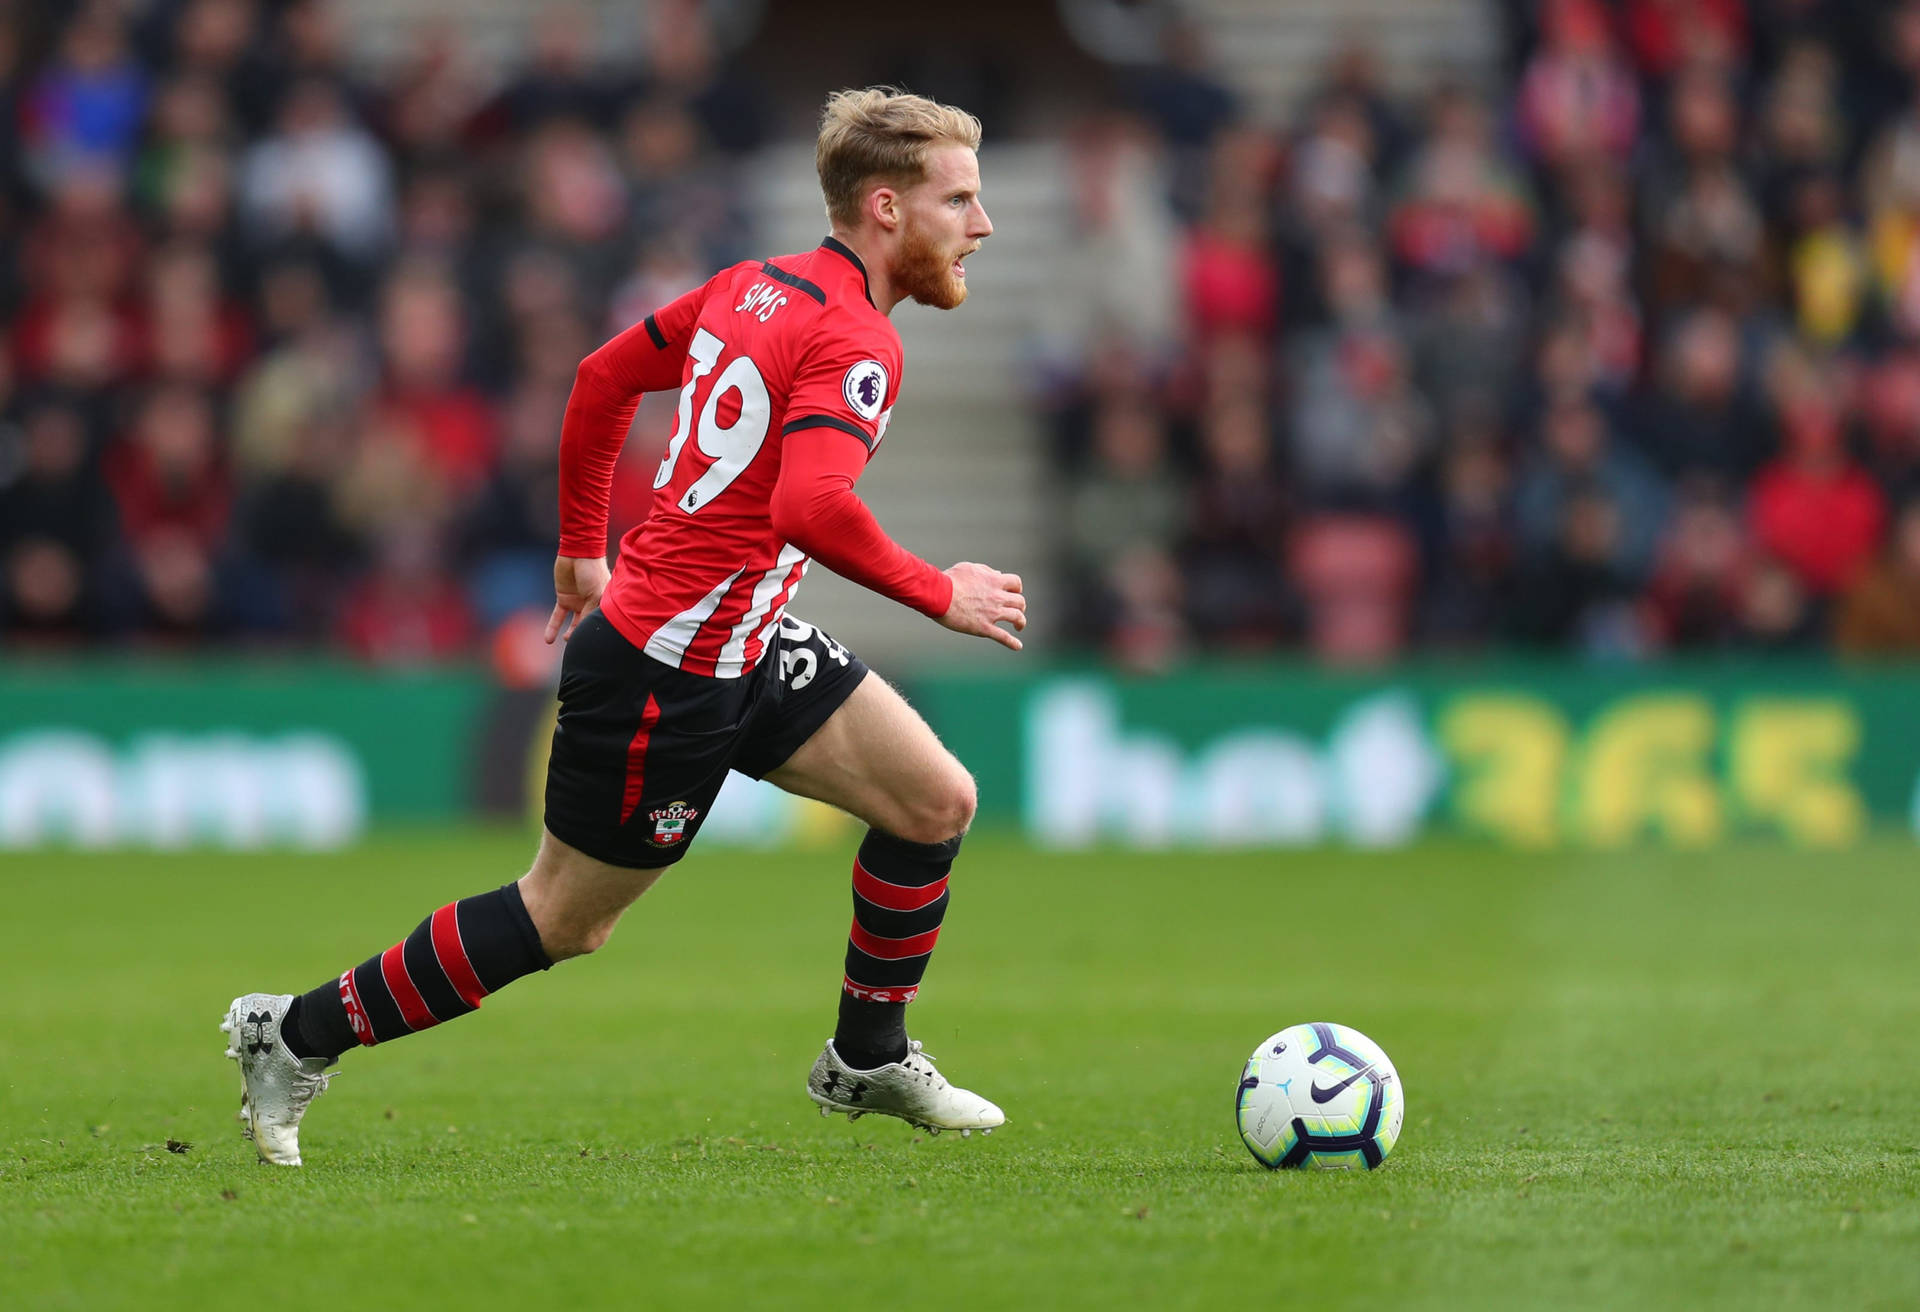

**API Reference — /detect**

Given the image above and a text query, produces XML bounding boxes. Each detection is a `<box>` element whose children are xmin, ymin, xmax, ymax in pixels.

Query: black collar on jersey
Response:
<box><xmin>819</xmin><ymin>235</ymin><xmax>874</xmax><ymax>308</ymax></box>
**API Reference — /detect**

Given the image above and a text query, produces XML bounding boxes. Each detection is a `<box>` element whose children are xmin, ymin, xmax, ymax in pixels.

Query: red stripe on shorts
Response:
<box><xmin>847</xmin><ymin>919</ymin><xmax>943</xmax><ymax>961</ymax></box>
<box><xmin>619</xmin><ymin>693</ymin><xmax>663</xmax><ymax>824</ymax></box>
<box><xmin>852</xmin><ymin>858</ymin><xmax>948</xmax><ymax>912</ymax></box>
<box><xmin>380</xmin><ymin>941</ymin><xmax>438</xmax><ymax>1032</ymax></box>
<box><xmin>430</xmin><ymin>903</ymin><xmax>488</xmax><ymax>1008</ymax></box>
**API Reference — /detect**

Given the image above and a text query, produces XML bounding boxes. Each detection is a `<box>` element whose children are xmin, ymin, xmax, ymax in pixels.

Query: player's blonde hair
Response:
<box><xmin>816</xmin><ymin>87</ymin><xmax>983</xmax><ymax>229</ymax></box>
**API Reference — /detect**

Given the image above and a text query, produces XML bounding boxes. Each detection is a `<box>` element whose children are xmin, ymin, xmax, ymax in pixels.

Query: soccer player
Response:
<box><xmin>222</xmin><ymin>88</ymin><xmax>1023</xmax><ymax>1165</ymax></box>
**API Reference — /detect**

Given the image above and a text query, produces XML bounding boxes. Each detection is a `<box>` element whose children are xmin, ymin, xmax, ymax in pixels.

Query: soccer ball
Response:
<box><xmin>1235</xmin><ymin>1022</ymin><xmax>1404</xmax><ymax>1170</ymax></box>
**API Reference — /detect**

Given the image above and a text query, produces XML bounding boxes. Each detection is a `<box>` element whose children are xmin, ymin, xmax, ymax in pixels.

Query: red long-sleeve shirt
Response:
<box><xmin>557</xmin><ymin>239</ymin><xmax>951</xmax><ymax>678</ymax></box>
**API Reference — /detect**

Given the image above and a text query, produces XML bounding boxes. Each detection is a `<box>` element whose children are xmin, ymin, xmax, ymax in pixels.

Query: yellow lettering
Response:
<box><xmin>1574</xmin><ymin>695</ymin><xmax>1721</xmax><ymax>848</ymax></box>
<box><xmin>1729</xmin><ymin>700</ymin><xmax>1864</xmax><ymax>847</ymax></box>
<box><xmin>1437</xmin><ymin>695</ymin><xmax>1569</xmax><ymax>847</ymax></box>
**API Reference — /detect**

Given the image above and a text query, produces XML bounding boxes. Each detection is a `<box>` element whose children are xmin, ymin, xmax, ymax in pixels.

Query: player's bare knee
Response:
<box><xmin>898</xmin><ymin>769</ymin><xmax>975</xmax><ymax>844</ymax></box>
<box><xmin>949</xmin><ymin>772</ymin><xmax>978</xmax><ymax>835</ymax></box>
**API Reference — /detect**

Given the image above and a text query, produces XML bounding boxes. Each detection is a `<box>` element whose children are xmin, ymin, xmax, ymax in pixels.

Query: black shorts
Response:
<box><xmin>543</xmin><ymin>610</ymin><xmax>869</xmax><ymax>868</ymax></box>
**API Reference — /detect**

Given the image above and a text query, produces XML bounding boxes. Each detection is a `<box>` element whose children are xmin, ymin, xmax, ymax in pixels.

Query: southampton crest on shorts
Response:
<box><xmin>648</xmin><ymin>800</ymin><xmax>699</xmax><ymax>847</ymax></box>
<box><xmin>842</xmin><ymin>359</ymin><xmax>888</xmax><ymax>420</ymax></box>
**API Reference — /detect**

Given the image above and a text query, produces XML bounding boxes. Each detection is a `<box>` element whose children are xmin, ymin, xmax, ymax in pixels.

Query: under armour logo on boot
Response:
<box><xmin>246</xmin><ymin>1011</ymin><xmax>275</xmax><ymax>1056</ymax></box>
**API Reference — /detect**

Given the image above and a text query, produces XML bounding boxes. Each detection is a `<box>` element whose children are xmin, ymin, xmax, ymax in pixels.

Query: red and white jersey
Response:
<box><xmin>561</xmin><ymin>238</ymin><xmax>913</xmax><ymax>678</ymax></box>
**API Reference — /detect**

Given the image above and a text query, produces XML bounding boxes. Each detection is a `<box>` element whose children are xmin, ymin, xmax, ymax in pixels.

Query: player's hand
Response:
<box><xmin>938</xmin><ymin>562</ymin><xmax>1027</xmax><ymax>651</ymax></box>
<box><xmin>545</xmin><ymin>554</ymin><xmax>612</xmax><ymax>643</ymax></box>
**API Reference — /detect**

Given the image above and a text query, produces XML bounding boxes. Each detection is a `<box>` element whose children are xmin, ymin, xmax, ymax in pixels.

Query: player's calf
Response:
<box><xmin>275</xmin><ymin>880</ymin><xmax>553</xmax><ymax>1062</ymax></box>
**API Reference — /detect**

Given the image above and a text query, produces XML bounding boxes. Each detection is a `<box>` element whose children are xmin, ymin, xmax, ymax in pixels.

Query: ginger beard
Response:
<box><xmin>893</xmin><ymin>212</ymin><xmax>972</xmax><ymax>310</ymax></box>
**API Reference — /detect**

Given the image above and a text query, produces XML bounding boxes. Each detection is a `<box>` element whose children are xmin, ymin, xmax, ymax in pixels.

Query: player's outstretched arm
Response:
<box><xmin>938</xmin><ymin>562</ymin><xmax>1027</xmax><ymax>651</ymax></box>
<box><xmin>544</xmin><ymin>554</ymin><xmax>612</xmax><ymax>643</ymax></box>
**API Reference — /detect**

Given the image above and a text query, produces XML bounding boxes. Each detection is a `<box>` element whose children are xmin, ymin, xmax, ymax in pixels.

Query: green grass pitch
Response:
<box><xmin>3</xmin><ymin>829</ymin><xmax>1917</xmax><ymax>1310</ymax></box>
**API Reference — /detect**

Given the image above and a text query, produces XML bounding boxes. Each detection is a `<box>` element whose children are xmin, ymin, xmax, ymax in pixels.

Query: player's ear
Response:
<box><xmin>870</xmin><ymin>184</ymin><xmax>900</xmax><ymax>233</ymax></box>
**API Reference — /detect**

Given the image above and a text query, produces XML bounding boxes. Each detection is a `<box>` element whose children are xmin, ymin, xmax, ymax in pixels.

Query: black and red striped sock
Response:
<box><xmin>282</xmin><ymin>882</ymin><xmax>551</xmax><ymax>1062</ymax></box>
<box><xmin>834</xmin><ymin>830</ymin><xmax>959</xmax><ymax>1070</ymax></box>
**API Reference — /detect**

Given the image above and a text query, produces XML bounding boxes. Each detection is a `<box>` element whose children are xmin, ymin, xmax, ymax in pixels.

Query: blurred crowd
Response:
<box><xmin>17</xmin><ymin>1</ymin><xmax>1920</xmax><ymax>670</ymax></box>
<box><xmin>0</xmin><ymin>0</ymin><xmax>761</xmax><ymax>662</ymax></box>
<box><xmin>1046</xmin><ymin>0</ymin><xmax>1920</xmax><ymax>665</ymax></box>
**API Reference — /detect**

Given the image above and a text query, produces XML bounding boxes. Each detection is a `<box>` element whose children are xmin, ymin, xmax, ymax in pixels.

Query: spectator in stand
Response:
<box><xmin>1631</xmin><ymin>308</ymin><xmax>1768</xmax><ymax>478</ymax></box>
<box><xmin>238</xmin><ymin>77</ymin><xmax>393</xmax><ymax>269</ymax></box>
<box><xmin>379</xmin><ymin>23</ymin><xmax>490</xmax><ymax>167</ymax></box>
<box><xmin>1130</xmin><ymin>17</ymin><xmax>1239</xmax><ymax>222</ymax></box>
<box><xmin>511</xmin><ymin>116</ymin><xmax>630</xmax><ymax>311</ymax></box>
<box><xmin>1517</xmin><ymin>394</ymin><xmax>1670</xmax><ymax>581</ymax></box>
<box><xmin>1542</xmin><ymin>159</ymin><xmax>1644</xmax><ymax>394</ymax></box>
<box><xmin>618</xmin><ymin>95</ymin><xmax>749</xmax><ymax>272</ymax></box>
<box><xmin>1639</xmin><ymin>64</ymin><xmax>1760</xmax><ymax>313</ymax></box>
<box><xmin>1178</xmin><ymin>393</ymin><xmax>1290</xmax><ymax>647</ymax></box>
<box><xmin>106</xmin><ymin>384</ymin><xmax>229</xmax><ymax>555</ymax></box>
<box><xmin>1509</xmin><ymin>486</ymin><xmax>1644</xmax><ymax>653</ymax></box>
<box><xmin>1288</xmin><ymin>232</ymin><xmax>1431</xmax><ymax>504</ymax></box>
<box><xmin>1862</xmin><ymin>80</ymin><xmax>1920</xmax><ymax>340</ymax></box>
<box><xmin>234</xmin><ymin>0</ymin><xmax>358</xmax><ymax>130</ymax></box>
<box><xmin>362</xmin><ymin>259</ymin><xmax>493</xmax><ymax>494</ymax></box>
<box><xmin>236</xmin><ymin>413</ymin><xmax>358</xmax><ymax>641</ymax></box>
<box><xmin>1781</xmin><ymin>170</ymin><xmax>1869</xmax><ymax>348</ymax></box>
<box><xmin>630</xmin><ymin>0</ymin><xmax>769</xmax><ymax>157</ymax></box>
<box><xmin>487</xmin><ymin>5</ymin><xmax>606</xmax><ymax>134</ymax></box>
<box><xmin>1040</xmin><ymin>113</ymin><xmax>1179</xmax><ymax>374</ymax></box>
<box><xmin>1642</xmin><ymin>478</ymin><xmax>1751</xmax><ymax>649</ymax></box>
<box><xmin>151</xmin><ymin>139</ymin><xmax>237</xmax><ymax>254</ymax></box>
<box><xmin>1410</xmin><ymin>261</ymin><xmax>1529</xmax><ymax>432</ymax></box>
<box><xmin>1290</xmin><ymin>514</ymin><xmax>1417</xmax><ymax>664</ymax></box>
<box><xmin>11</xmin><ymin>163</ymin><xmax>145</xmax><ymax>391</ymax></box>
<box><xmin>336</xmin><ymin>520</ymin><xmax>475</xmax><ymax>665</ymax></box>
<box><xmin>462</xmin><ymin>384</ymin><xmax>567</xmax><ymax>628</ymax></box>
<box><xmin>1515</xmin><ymin>0</ymin><xmax>1642</xmax><ymax>171</ymax></box>
<box><xmin>163</xmin><ymin>0</ymin><xmax>267</xmax><ymax>125</ymax></box>
<box><xmin>1062</xmin><ymin>398</ymin><xmax>1187</xmax><ymax>663</ymax></box>
<box><xmin>1621</xmin><ymin>0</ymin><xmax>1751</xmax><ymax>85</ymax></box>
<box><xmin>1301</xmin><ymin>42</ymin><xmax>1409</xmax><ymax>183</ymax></box>
<box><xmin>1860</xmin><ymin>346</ymin><xmax>1920</xmax><ymax>489</ymax></box>
<box><xmin>18</xmin><ymin>2</ymin><xmax>148</xmax><ymax>185</ymax></box>
<box><xmin>1387</xmin><ymin>85</ymin><xmax>1535</xmax><ymax>286</ymax></box>
<box><xmin>103</xmin><ymin>382</ymin><xmax>257</xmax><ymax>638</ymax></box>
<box><xmin>0</xmin><ymin>398</ymin><xmax>116</xmax><ymax>640</ymax></box>
<box><xmin>1754</xmin><ymin>39</ymin><xmax>1845</xmax><ymax>222</ymax></box>
<box><xmin>1417</xmin><ymin>425</ymin><xmax>1516</xmax><ymax>647</ymax></box>
<box><xmin>1182</xmin><ymin>129</ymin><xmax>1280</xmax><ymax>345</ymax></box>
<box><xmin>230</xmin><ymin>258</ymin><xmax>364</xmax><ymax>476</ymax></box>
<box><xmin>1738</xmin><ymin>556</ymin><xmax>1822</xmax><ymax>649</ymax></box>
<box><xmin>143</xmin><ymin>240</ymin><xmax>254</xmax><ymax>386</ymax></box>
<box><xmin>135</xmin><ymin>72</ymin><xmax>232</xmax><ymax>215</ymax></box>
<box><xmin>1836</xmin><ymin>497</ymin><xmax>1920</xmax><ymax>651</ymax></box>
<box><xmin>1749</xmin><ymin>376</ymin><xmax>1886</xmax><ymax>599</ymax></box>
<box><xmin>1281</xmin><ymin>93</ymin><xmax>1384</xmax><ymax>331</ymax></box>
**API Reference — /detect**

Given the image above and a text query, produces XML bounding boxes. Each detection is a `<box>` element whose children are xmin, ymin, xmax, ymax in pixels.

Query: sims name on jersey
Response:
<box><xmin>735</xmin><ymin>281</ymin><xmax>789</xmax><ymax>323</ymax></box>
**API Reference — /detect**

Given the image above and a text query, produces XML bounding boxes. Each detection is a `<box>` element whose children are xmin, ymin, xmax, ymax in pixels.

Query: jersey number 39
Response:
<box><xmin>653</xmin><ymin>327</ymin><xmax>770</xmax><ymax>513</ymax></box>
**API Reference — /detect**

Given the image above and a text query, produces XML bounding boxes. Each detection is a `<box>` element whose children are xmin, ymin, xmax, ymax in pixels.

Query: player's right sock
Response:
<box><xmin>280</xmin><ymin>881</ymin><xmax>551</xmax><ymax>1061</ymax></box>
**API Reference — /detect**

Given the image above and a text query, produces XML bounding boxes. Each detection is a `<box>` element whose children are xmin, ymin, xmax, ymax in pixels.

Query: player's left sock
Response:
<box><xmin>280</xmin><ymin>881</ymin><xmax>551</xmax><ymax>1061</ymax></box>
<box><xmin>834</xmin><ymin>830</ymin><xmax>959</xmax><ymax>1070</ymax></box>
